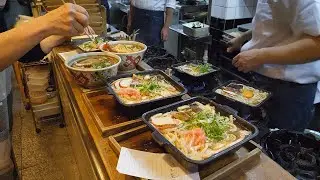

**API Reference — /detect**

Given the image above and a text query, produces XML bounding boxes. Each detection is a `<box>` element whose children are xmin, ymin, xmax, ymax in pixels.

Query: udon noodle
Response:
<box><xmin>71</xmin><ymin>56</ymin><xmax>118</xmax><ymax>70</ymax></box>
<box><xmin>102</xmin><ymin>43</ymin><xmax>144</xmax><ymax>53</ymax></box>
<box><xmin>150</xmin><ymin>102</ymin><xmax>251</xmax><ymax>161</ymax></box>
<box><xmin>112</xmin><ymin>74</ymin><xmax>180</xmax><ymax>104</ymax></box>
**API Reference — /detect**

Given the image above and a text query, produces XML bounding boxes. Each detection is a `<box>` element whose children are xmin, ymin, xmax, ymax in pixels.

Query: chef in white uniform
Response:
<box><xmin>228</xmin><ymin>0</ymin><xmax>320</xmax><ymax>131</ymax></box>
<box><xmin>127</xmin><ymin>0</ymin><xmax>176</xmax><ymax>46</ymax></box>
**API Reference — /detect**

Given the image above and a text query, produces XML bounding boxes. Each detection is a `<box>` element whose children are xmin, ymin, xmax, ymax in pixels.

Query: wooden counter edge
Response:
<box><xmin>52</xmin><ymin>46</ymin><xmax>125</xmax><ymax>180</ymax></box>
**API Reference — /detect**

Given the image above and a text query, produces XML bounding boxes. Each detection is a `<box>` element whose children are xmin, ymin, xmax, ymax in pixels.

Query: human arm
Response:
<box><xmin>18</xmin><ymin>36</ymin><xmax>69</xmax><ymax>63</ymax></box>
<box><xmin>232</xmin><ymin>35</ymin><xmax>320</xmax><ymax>72</ymax></box>
<box><xmin>233</xmin><ymin>0</ymin><xmax>320</xmax><ymax>73</ymax></box>
<box><xmin>40</xmin><ymin>35</ymin><xmax>70</xmax><ymax>54</ymax></box>
<box><xmin>259</xmin><ymin>35</ymin><xmax>320</xmax><ymax>65</ymax></box>
<box><xmin>127</xmin><ymin>1</ymin><xmax>134</xmax><ymax>33</ymax></box>
<box><xmin>227</xmin><ymin>30</ymin><xmax>252</xmax><ymax>53</ymax></box>
<box><xmin>161</xmin><ymin>0</ymin><xmax>175</xmax><ymax>41</ymax></box>
<box><xmin>0</xmin><ymin>3</ymin><xmax>89</xmax><ymax>71</ymax></box>
<box><xmin>161</xmin><ymin>7</ymin><xmax>174</xmax><ymax>41</ymax></box>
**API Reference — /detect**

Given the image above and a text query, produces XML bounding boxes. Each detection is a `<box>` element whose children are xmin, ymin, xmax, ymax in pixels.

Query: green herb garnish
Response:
<box><xmin>194</xmin><ymin>64</ymin><xmax>212</xmax><ymax>74</ymax></box>
<box><xmin>92</xmin><ymin>60</ymin><xmax>111</xmax><ymax>69</ymax></box>
<box><xmin>182</xmin><ymin>109</ymin><xmax>230</xmax><ymax>141</ymax></box>
<box><xmin>80</xmin><ymin>38</ymin><xmax>104</xmax><ymax>51</ymax></box>
<box><xmin>138</xmin><ymin>81</ymin><xmax>161</xmax><ymax>94</ymax></box>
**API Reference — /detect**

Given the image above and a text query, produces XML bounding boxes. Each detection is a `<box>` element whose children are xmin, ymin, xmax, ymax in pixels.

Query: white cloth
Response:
<box><xmin>0</xmin><ymin>66</ymin><xmax>13</xmax><ymax>101</ymax></box>
<box><xmin>0</xmin><ymin>0</ymin><xmax>6</xmax><ymax>9</ymax></box>
<box><xmin>131</xmin><ymin>0</ymin><xmax>176</xmax><ymax>11</ymax></box>
<box><xmin>241</xmin><ymin>0</ymin><xmax>320</xmax><ymax>103</ymax></box>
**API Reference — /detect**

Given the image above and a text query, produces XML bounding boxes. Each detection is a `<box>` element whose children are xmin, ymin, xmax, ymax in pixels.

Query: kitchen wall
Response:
<box><xmin>211</xmin><ymin>0</ymin><xmax>257</xmax><ymax>20</ymax></box>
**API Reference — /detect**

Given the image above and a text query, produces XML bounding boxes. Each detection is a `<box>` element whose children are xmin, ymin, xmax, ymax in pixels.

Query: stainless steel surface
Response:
<box><xmin>164</xmin><ymin>8</ymin><xmax>180</xmax><ymax>58</ymax></box>
<box><xmin>137</xmin><ymin>61</ymin><xmax>153</xmax><ymax>71</ymax></box>
<box><xmin>164</xmin><ymin>28</ymin><xmax>179</xmax><ymax>58</ymax></box>
<box><xmin>167</xmin><ymin>23</ymin><xmax>212</xmax><ymax>60</ymax></box>
<box><xmin>182</xmin><ymin>22</ymin><xmax>209</xmax><ymax>37</ymax></box>
<box><xmin>170</xmin><ymin>24</ymin><xmax>186</xmax><ymax>36</ymax></box>
<box><xmin>165</xmin><ymin>0</ymin><xmax>210</xmax><ymax>60</ymax></box>
<box><xmin>118</xmin><ymin>2</ymin><xmax>129</xmax><ymax>14</ymax></box>
<box><xmin>237</xmin><ymin>23</ymin><xmax>253</xmax><ymax>32</ymax></box>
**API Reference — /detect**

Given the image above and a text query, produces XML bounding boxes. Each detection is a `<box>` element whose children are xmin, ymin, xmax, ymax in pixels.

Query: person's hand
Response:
<box><xmin>40</xmin><ymin>35</ymin><xmax>70</xmax><ymax>53</ymax></box>
<box><xmin>40</xmin><ymin>3</ymin><xmax>89</xmax><ymax>37</ymax></box>
<box><xmin>161</xmin><ymin>27</ymin><xmax>169</xmax><ymax>41</ymax></box>
<box><xmin>227</xmin><ymin>36</ymin><xmax>246</xmax><ymax>53</ymax></box>
<box><xmin>232</xmin><ymin>49</ymin><xmax>265</xmax><ymax>73</ymax></box>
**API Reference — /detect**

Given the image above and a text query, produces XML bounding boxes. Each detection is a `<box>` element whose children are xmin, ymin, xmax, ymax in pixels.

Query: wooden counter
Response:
<box><xmin>51</xmin><ymin>45</ymin><xmax>295</xmax><ymax>180</ymax></box>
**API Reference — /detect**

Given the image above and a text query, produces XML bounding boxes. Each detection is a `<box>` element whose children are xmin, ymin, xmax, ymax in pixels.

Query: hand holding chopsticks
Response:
<box><xmin>64</xmin><ymin>0</ymin><xmax>96</xmax><ymax>41</ymax></box>
<box><xmin>39</xmin><ymin>3</ymin><xmax>89</xmax><ymax>37</ymax></box>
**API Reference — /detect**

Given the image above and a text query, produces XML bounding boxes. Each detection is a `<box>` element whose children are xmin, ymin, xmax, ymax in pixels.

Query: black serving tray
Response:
<box><xmin>172</xmin><ymin>61</ymin><xmax>220</xmax><ymax>78</ymax></box>
<box><xmin>213</xmin><ymin>80</ymin><xmax>272</xmax><ymax>108</ymax></box>
<box><xmin>106</xmin><ymin>70</ymin><xmax>188</xmax><ymax>107</ymax></box>
<box><xmin>142</xmin><ymin>96</ymin><xmax>259</xmax><ymax>172</ymax></box>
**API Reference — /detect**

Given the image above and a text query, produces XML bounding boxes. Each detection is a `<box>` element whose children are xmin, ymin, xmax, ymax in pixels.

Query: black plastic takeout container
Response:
<box><xmin>213</xmin><ymin>80</ymin><xmax>272</xmax><ymax>108</ymax></box>
<box><xmin>107</xmin><ymin>70</ymin><xmax>187</xmax><ymax>106</ymax></box>
<box><xmin>142</xmin><ymin>96</ymin><xmax>259</xmax><ymax>172</ymax></box>
<box><xmin>171</xmin><ymin>61</ymin><xmax>220</xmax><ymax>78</ymax></box>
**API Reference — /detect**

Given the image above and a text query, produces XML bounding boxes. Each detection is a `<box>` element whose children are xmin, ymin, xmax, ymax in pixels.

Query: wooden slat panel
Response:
<box><xmin>43</xmin><ymin>0</ymin><xmax>98</xmax><ymax>4</ymax></box>
<box><xmin>89</xmin><ymin>16</ymin><xmax>102</xmax><ymax>23</ymax></box>
<box><xmin>89</xmin><ymin>21</ymin><xmax>103</xmax><ymax>27</ymax></box>
<box><xmin>45</xmin><ymin>4</ymin><xmax>100</xmax><ymax>11</ymax></box>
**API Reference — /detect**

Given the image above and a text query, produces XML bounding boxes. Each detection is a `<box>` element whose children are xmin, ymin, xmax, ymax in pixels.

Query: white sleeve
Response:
<box><xmin>165</xmin><ymin>0</ymin><xmax>176</xmax><ymax>9</ymax></box>
<box><xmin>291</xmin><ymin>0</ymin><xmax>320</xmax><ymax>36</ymax></box>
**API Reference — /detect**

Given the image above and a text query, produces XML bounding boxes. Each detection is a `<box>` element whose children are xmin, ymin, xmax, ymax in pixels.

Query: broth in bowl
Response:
<box><xmin>71</xmin><ymin>56</ymin><xmax>118</xmax><ymax>70</ymax></box>
<box><xmin>65</xmin><ymin>52</ymin><xmax>121</xmax><ymax>88</ymax></box>
<box><xmin>99</xmin><ymin>41</ymin><xmax>147</xmax><ymax>72</ymax></box>
<box><xmin>102</xmin><ymin>43</ymin><xmax>144</xmax><ymax>53</ymax></box>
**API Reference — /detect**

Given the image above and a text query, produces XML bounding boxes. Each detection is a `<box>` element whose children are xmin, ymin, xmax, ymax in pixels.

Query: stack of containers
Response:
<box><xmin>25</xmin><ymin>66</ymin><xmax>61</xmax><ymax>119</ymax></box>
<box><xmin>26</xmin><ymin>67</ymin><xmax>50</xmax><ymax>104</ymax></box>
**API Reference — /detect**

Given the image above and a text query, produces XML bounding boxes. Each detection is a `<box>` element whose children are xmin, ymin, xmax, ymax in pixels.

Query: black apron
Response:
<box><xmin>131</xmin><ymin>6</ymin><xmax>164</xmax><ymax>47</ymax></box>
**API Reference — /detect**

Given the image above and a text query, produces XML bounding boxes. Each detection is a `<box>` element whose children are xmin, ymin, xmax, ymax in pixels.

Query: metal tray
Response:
<box><xmin>106</xmin><ymin>70</ymin><xmax>188</xmax><ymax>107</ymax></box>
<box><xmin>172</xmin><ymin>61</ymin><xmax>220</xmax><ymax>78</ymax></box>
<box><xmin>108</xmin><ymin>124</ymin><xmax>262</xmax><ymax>179</ymax></box>
<box><xmin>213</xmin><ymin>80</ymin><xmax>272</xmax><ymax>108</ymax></box>
<box><xmin>141</xmin><ymin>97</ymin><xmax>259</xmax><ymax>172</ymax></box>
<box><xmin>182</xmin><ymin>21</ymin><xmax>210</xmax><ymax>38</ymax></box>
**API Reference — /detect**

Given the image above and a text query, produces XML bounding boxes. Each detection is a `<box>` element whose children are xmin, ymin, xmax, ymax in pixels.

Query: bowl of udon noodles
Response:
<box><xmin>65</xmin><ymin>52</ymin><xmax>121</xmax><ymax>88</ymax></box>
<box><xmin>99</xmin><ymin>41</ymin><xmax>147</xmax><ymax>72</ymax></box>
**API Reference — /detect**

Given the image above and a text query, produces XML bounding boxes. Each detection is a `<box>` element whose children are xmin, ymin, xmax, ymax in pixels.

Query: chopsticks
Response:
<box><xmin>60</xmin><ymin>0</ymin><xmax>96</xmax><ymax>41</ymax></box>
<box><xmin>129</xmin><ymin>29</ymin><xmax>139</xmax><ymax>40</ymax></box>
